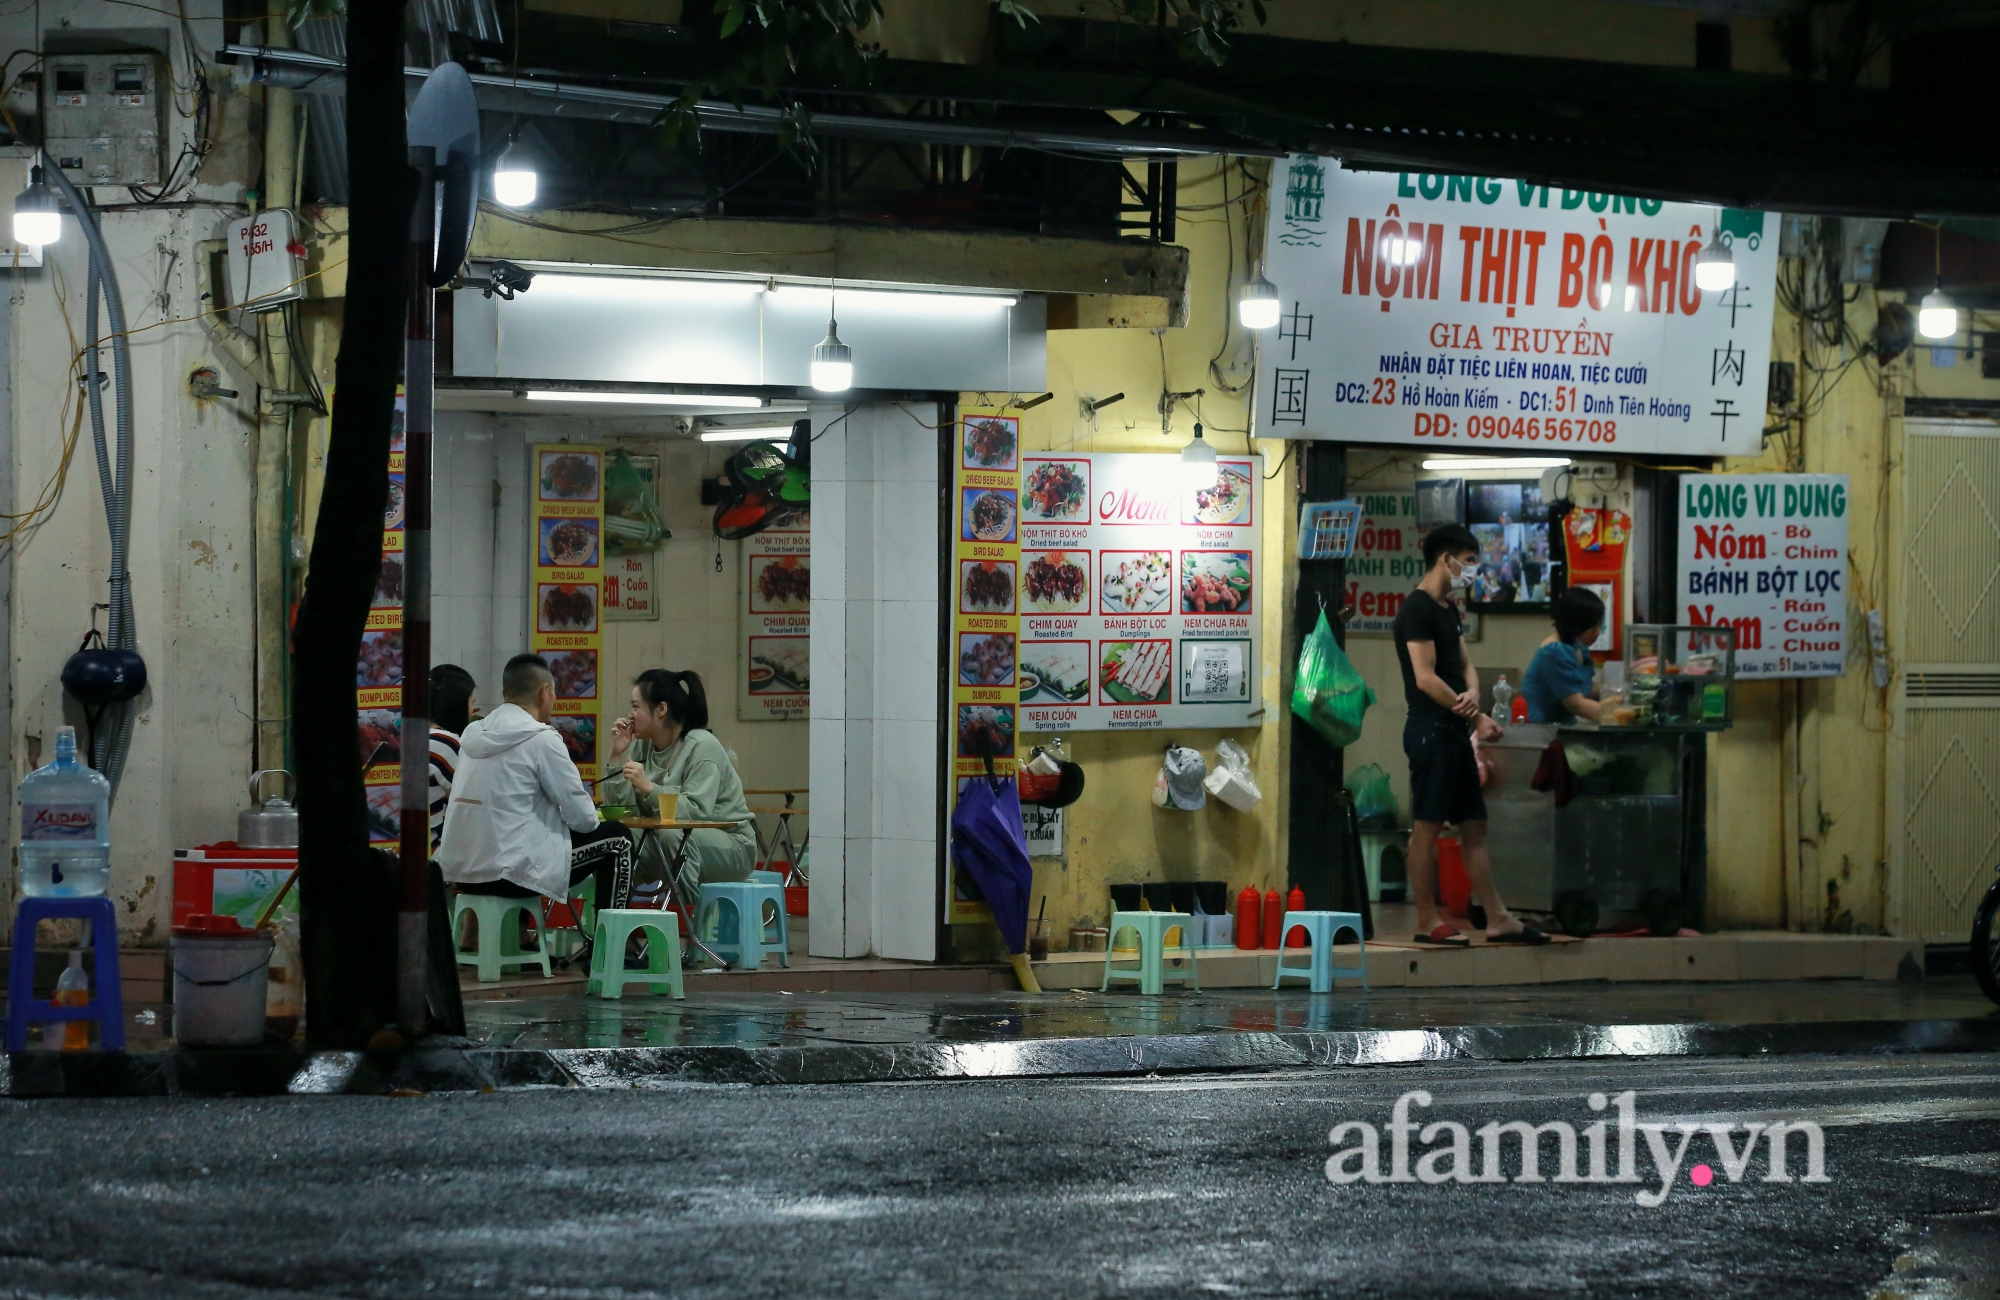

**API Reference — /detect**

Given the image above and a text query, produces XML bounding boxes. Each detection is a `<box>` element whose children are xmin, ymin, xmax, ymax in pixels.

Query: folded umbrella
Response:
<box><xmin>950</xmin><ymin>764</ymin><xmax>1041</xmax><ymax>992</ymax></box>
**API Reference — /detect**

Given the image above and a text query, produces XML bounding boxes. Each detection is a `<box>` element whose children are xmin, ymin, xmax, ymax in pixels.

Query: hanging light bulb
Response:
<box><xmin>491</xmin><ymin>139</ymin><xmax>538</xmax><ymax>208</ymax></box>
<box><xmin>12</xmin><ymin>165</ymin><xmax>61</xmax><ymax>248</ymax></box>
<box><xmin>1693</xmin><ymin>228</ymin><xmax>1735</xmax><ymax>292</ymax></box>
<box><xmin>810</xmin><ymin>316</ymin><xmax>853</xmax><ymax>392</ymax></box>
<box><xmin>1237</xmin><ymin>271</ymin><xmax>1280</xmax><ymax>330</ymax></box>
<box><xmin>1180</xmin><ymin>421</ymin><xmax>1219</xmax><ymax>496</ymax></box>
<box><xmin>1918</xmin><ymin>285</ymin><xmax>1959</xmax><ymax>341</ymax></box>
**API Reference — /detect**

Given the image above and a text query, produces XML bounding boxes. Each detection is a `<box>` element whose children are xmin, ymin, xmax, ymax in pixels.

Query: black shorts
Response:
<box><xmin>1403</xmin><ymin>717</ymin><xmax>1487</xmax><ymax>826</ymax></box>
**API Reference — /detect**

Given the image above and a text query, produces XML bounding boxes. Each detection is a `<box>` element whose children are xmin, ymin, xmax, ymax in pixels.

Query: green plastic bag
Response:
<box><xmin>1292</xmin><ymin>610</ymin><xmax>1376</xmax><ymax>748</ymax></box>
<box><xmin>1344</xmin><ymin>761</ymin><xmax>1398</xmax><ymax>829</ymax></box>
<box><xmin>604</xmin><ymin>449</ymin><xmax>671</xmax><ymax>555</ymax></box>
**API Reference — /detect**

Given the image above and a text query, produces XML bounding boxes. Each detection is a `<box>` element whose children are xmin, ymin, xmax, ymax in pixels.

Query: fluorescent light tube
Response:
<box><xmin>525</xmin><ymin>390</ymin><xmax>766</xmax><ymax>407</ymax></box>
<box><xmin>699</xmin><ymin>426</ymin><xmax>798</xmax><ymax>442</ymax></box>
<box><xmin>1423</xmin><ymin>456</ymin><xmax>1573</xmax><ymax>470</ymax></box>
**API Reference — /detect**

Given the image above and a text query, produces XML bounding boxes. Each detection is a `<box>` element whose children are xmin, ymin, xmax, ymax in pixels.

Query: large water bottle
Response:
<box><xmin>19</xmin><ymin>726</ymin><xmax>112</xmax><ymax>897</ymax></box>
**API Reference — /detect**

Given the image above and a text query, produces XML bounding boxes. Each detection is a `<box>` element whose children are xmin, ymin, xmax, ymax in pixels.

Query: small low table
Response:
<box><xmin>619</xmin><ymin>817</ymin><xmax>742</xmax><ymax>969</ymax></box>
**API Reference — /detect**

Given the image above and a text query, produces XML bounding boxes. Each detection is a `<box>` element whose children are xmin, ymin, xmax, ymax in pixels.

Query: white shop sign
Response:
<box><xmin>1013</xmin><ymin>452</ymin><xmax>1262</xmax><ymax>734</ymax></box>
<box><xmin>1343</xmin><ymin>488</ymin><xmax>1424</xmax><ymax>634</ymax></box>
<box><xmin>1676</xmin><ymin>473</ymin><xmax>1849</xmax><ymax>678</ymax></box>
<box><xmin>1255</xmin><ymin>158</ymin><xmax>1776</xmax><ymax>457</ymax></box>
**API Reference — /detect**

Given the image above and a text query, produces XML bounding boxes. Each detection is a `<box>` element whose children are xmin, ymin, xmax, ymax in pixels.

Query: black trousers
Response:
<box><xmin>455</xmin><ymin>822</ymin><xmax>636</xmax><ymax>912</ymax></box>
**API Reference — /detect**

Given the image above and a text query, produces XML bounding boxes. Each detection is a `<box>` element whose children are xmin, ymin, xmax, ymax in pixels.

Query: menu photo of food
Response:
<box><xmin>748</xmin><ymin>637</ymin><xmax>809</xmax><ymax>695</ymax></box>
<box><xmin>383</xmin><ymin>474</ymin><xmax>406</xmax><ymax>531</ymax></box>
<box><xmin>357</xmin><ymin>709</ymin><xmax>401</xmax><ymax>766</ymax></box>
<box><xmin>1187</xmin><ymin>460</ymin><xmax>1252</xmax><ymax>526</ymax></box>
<box><xmin>1100</xmin><ymin>551</ymin><xmax>1173</xmax><ymax>615</ymax></box>
<box><xmin>538</xmin><ymin>583</ymin><xmax>598</xmax><ymax>633</ymax></box>
<box><xmin>956</xmin><ymin>703</ymin><xmax>1015</xmax><ymax>760</ymax></box>
<box><xmin>357</xmin><ymin>629</ymin><xmax>404</xmax><ymax>687</ymax></box>
<box><xmin>1020</xmin><ymin>550</ymin><xmax>1089</xmax><ymax>614</ymax></box>
<box><xmin>961</xmin><ymin>487</ymin><xmax>1018</xmax><ymax>544</ymax></box>
<box><xmin>1099</xmin><ymin>639</ymin><xmax>1173</xmax><ymax>705</ymax></box>
<box><xmin>750</xmin><ymin>554</ymin><xmax>811</xmax><ymax>612</ymax></box>
<box><xmin>539</xmin><ymin>450</ymin><xmax>601</xmax><ymax>502</ymax></box>
<box><xmin>1181</xmin><ymin>551</ymin><xmax>1252</xmax><ymax>613</ymax></box>
<box><xmin>372</xmin><ymin>553</ymin><xmax>404</xmax><ymax>608</ymax></box>
<box><xmin>363</xmin><ymin>783</ymin><xmax>399</xmax><ymax>842</ymax></box>
<box><xmin>962</xmin><ymin>414</ymin><xmax>1019</xmax><ymax>472</ymax></box>
<box><xmin>958</xmin><ymin>559</ymin><xmax>1016</xmax><ymax>614</ymax></box>
<box><xmin>1021</xmin><ymin>458</ymin><xmax>1088</xmax><ymax>523</ymax></box>
<box><xmin>551</xmin><ymin>714</ymin><xmax>596</xmax><ymax>765</ymax></box>
<box><xmin>1019</xmin><ymin>640</ymin><xmax>1091</xmax><ymax>704</ymax></box>
<box><xmin>958</xmin><ymin>632</ymin><xmax>1016</xmax><ymax>688</ymax></box>
<box><xmin>538</xmin><ymin>517</ymin><xmax>600</xmax><ymax>568</ymax></box>
<box><xmin>546</xmin><ymin>649</ymin><xmax>598</xmax><ymax>700</ymax></box>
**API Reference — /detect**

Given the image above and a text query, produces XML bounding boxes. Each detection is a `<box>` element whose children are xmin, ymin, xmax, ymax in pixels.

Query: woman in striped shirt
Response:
<box><xmin>429</xmin><ymin>664</ymin><xmax>478</xmax><ymax>851</ymax></box>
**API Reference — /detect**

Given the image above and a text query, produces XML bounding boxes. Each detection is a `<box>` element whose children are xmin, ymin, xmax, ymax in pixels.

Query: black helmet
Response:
<box><xmin>62</xmin><ymin>642</ymin><xmax>147</xmax><ymax>706</ymax></box>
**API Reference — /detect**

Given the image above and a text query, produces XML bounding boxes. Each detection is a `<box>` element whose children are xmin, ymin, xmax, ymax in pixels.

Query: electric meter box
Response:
<box><xmin>42</xmin><ymin>52</ymin><xmax>166</xmax><ymax>187</ymax></box>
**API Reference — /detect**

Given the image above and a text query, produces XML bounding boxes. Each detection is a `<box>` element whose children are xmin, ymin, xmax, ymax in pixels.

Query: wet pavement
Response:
<box><xmin>461</xmin><ymin>976</ymin><xmax>2000</xmax><ymax>1051</ymax></box>
<box><xmin>1</xmin><ymin>1052</ymin><xmax>1997</xmax><ymax>1297</ymax></box>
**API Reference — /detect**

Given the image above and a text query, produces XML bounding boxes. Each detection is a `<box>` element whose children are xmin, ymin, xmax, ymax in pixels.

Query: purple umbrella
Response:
<box><xmin>950</xmin><ymin>769</ymin><xmax>1041</xmax><ymax>992</ymax></box>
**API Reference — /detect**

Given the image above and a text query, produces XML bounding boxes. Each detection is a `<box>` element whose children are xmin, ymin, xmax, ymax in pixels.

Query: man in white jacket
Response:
<box><xmin>439</xmin><ymin>654</ymin><xmax>625</xmax><ymax>906</ymax></box>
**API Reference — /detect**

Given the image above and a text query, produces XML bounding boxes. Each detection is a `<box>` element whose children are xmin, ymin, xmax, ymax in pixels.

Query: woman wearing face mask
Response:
<box><xmin>600</xmin><ymin>669</ymin><xmax>757</xmax><ymax>905</ymax></box>
<box><xmin>1523</xmin><ymin>587</ymin><xmax>1607</xmax><ymax>724</ymax></box>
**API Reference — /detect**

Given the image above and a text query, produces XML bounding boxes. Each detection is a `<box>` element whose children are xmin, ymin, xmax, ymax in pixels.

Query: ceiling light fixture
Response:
<box><xmin>1693</xmin><ymin>219</ymin><xmax>1735</xmax><ymax>293</ymax></box>
<box><xmin>524</xmin><ymin>390</ymin><xmax>766</xmax><ymax>408</ymax></box>
<box><xmin>12</xmin><ymin>165</ymin><xmax>60</xmax><ymax>248</ymax></box>
<box><xmin>811</xmin><ymin>303</ymin><xmax>853</xmax><ymax>392</ymax></box>
<box><xmin>1180</xmin><ymin>421</ymin><xmax>1219</xmax><ymax>493</ymax></box>
<box><xmin>1918</xmin><ymin>227</ymin><xmax>1959</xmax><ymax>341</ymax></box>
<box><xmin>1237</xmin><ymin>271</ymin><xmax>1280</xmax><ymax>330</ymax></box>
<box><xmin>699</xmin><ymin>425</ymin><xmax>799</xmax><ymax>442</ymax></box>
<box><xmin>491</xmin><ymin>138</ymin><xmax>537</xmax><ymax>208</ymax></box>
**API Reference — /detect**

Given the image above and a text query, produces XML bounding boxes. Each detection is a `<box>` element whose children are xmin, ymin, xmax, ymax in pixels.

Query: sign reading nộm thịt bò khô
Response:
<box><xmin>1676</xmin><ymin>473</ymin><xmax>1848</xmax><ymax>679</ymax></box>
<box><xmin>1255</xmin><ymin>158</ymin><xmax>1776</xmax><ymax>458</ymax></box>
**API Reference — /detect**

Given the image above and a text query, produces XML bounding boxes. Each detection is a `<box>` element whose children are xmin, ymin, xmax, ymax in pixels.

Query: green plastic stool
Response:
<box><xmin>587</xmin><ymin>909</ymin><xmax>685</xmax><ymax>1000</ymax></box>
<box><xmin>1272</xmin><ymin>910</ymin><xmax>1369</xmax><ymax>992</ymax></box>
<box><xmin>451</xmin><ymin>893</ymin><xmax>552</xmax><ymax>982</ymax></box>
<box><xmin>1100</xmin><ymin>910</ymin><xmax>1200</xmax><ymax>995</ymax></box>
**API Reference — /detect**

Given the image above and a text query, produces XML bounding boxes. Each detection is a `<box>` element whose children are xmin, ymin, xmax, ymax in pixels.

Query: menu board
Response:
<box><xmin>741</xmin><ymin>524</ymin><xmax>810</xmax><ymax>721</ymax></box>
<box><xmin>531</xmin><ymin>443</ymin><xmax>606</xmax><ymax>780</ymax></box>
<box><xmin>1013</xmin><ymin>451</ymin><xmax>1263</xmax><ymax>734</ymax></box>
<box><xmin>1343</xmin><ymin>488</ymin><xmax>1424</xmax><ymax>634</ymax></box>
<box><xmin>1676</xmin><ymin>472</ymin><xmax>1848</xmax><ymax>678</ymax></box>
<box><xmin>358</xmin><ymin>395</ymin><xmax>407</xmax><ymax>845</ymax></box>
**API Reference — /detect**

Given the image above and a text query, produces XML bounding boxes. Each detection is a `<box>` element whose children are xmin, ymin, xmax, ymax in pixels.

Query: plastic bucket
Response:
<box><xmin>172</xmin><ymin>930</ymin><xmax>275</xmax><ymax>1046</ymax></box>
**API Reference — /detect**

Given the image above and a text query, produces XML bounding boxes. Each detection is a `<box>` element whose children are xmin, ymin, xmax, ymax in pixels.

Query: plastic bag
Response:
<box><xmin>604</xmin><ymin>449</ymin><xmax>671</xmax><ymax>554</ymax></box>
<box><xmin>1203</xmin><ymin>738</ymin><xmax>1262</xmax><ymax>812</ymax></box>
<box><xmin>1345</xmin><ymin>761</ymin><xmax>1398</xmax><ymax>829</ymax></box>
<box><xmin>1291</xmin><ymin>610</ymin><xmax>1376</xmax><ymax>748</ymax></box>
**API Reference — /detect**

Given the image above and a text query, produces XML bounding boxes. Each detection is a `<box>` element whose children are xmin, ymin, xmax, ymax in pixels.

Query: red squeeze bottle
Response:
<box><xmin>1511</xmin><ymin>693</ymin><xmax>1530</xmax><ymax>724</ymax></box>
<box><xmin>1262</xmin><ymin>888</ymin><xmax>1283</xmax><ymax>952</ymax></box>
<box><xmin>1236</xmin><ymin>885</ymin><xmax>1262</xmax><ymax>950</ymax></box>
<box><xmin>1287</xmin><ymin>886</ymin><xmax>1308</xmax><ymax>946</ymax></box>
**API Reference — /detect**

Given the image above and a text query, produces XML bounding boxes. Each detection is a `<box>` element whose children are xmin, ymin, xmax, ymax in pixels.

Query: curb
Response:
<box><xmin>5</xmin><ymin>1016</ymin><xmax>1999</xmax><ymax>1097</ymax></box>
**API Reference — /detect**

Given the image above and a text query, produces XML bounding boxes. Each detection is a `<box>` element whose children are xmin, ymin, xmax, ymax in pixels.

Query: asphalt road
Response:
<box><xmin>1</xmin><ymin>1054</ymin><xmax>1997</xmax><ymax>1299</ymax></box>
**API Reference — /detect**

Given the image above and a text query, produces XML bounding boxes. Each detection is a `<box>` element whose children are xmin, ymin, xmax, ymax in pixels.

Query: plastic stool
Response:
<box><xmin>1272</xmin><ymin>910</ymin><xmax>1369</xmax><ymax>993</ymax></box>
<box><xmin>451</xmin><ymin>893</ymin><xmax>552</xmax><ymax>982</ymax></box>
<box><xmin>586</xmin><ymin>909</ymin><xmax>685</xmax><ymax>1000</ymax></box>
<box><xmin>695</xmin><ymin>872</ymin><xmax>789</xmax><ymax>971</ymax></box>
<box><xmin>6</xmin><ymin>896</ymin><xmax>125</xmax><ymax>1052</ymax></box>
<box><xmin>1357</xmin><ymin>830</ymin><xmax>1409</xmax><ymax>901</ymax></box>
<box><xmin>1100</xmin><ymin>910</ymin><xmax>1199</xmax><ymax>995</ymax></box>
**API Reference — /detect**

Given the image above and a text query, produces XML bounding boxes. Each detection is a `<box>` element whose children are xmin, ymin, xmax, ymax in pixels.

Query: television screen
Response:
<box><xmin>1460</xmin><ymin>478</ymin><xmax>1556</xmax><ymax>609</ymax></box>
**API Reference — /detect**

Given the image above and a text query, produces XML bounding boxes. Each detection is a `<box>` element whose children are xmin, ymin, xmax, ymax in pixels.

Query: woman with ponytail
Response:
<box><xmin>601</xmin><ymin>668</ymin><xmax>757</xmax><ymax>903</ymax></box>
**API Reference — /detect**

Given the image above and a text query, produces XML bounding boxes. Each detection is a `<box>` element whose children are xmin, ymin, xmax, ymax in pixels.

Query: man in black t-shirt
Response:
<box><xmin>1392</xmin><ymin>524</ymin><xmax>1549</xmax><ymax>947</ymax></box>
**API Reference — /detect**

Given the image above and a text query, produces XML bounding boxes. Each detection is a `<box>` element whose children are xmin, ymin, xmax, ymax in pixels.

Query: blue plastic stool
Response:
<box><xmin>695</xmin><ymin>871</ymin><xmax>789</xmax><ymax>970</ymax></box>
<box><xmin>1101</xmin><ymin>911</ymin><xmax>1200</xmax><ymax>995</ymax></box>
<box><xmin>1272</xmin><ymin>910</ymin><xmax>1369</xmax><ymax>993</ymax></box>
<box><xmin>6</xmin><ymin>896</ymin><xmax>124</xmax><ymax>1052</ymax></box>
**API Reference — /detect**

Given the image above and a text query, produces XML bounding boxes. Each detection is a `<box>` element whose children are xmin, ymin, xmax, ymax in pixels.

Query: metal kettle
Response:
<box><xmin>239</xmin><ymin>769</ymin><xmax>300</xmax><ymax>848</ymax></box>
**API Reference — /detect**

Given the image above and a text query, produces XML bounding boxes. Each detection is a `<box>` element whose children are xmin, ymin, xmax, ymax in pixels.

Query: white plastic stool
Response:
<box><xmin>1272</xmin><ymin>910</ymin><xmax>1369</xmax><ymax>993</ymax></box>
<box><xmin>451</xmin><ymin>893</ymin><xmax>552</xmax><ymax>983</ymax></box>
<box><xmin>695</xmin><ymin>870</ymin><xmax>789</xmax><ymax>971</ymax></box>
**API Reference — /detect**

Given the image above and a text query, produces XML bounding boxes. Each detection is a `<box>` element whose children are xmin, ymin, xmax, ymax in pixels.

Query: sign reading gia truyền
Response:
<box><xmin>1676</xmin><ymin>474</ymin><xmax>1849</xmax><ymax>679</ymax></box>
<box><xmin>1255</xmin><ymin>158</ymin><xmax>1776</xmax><ymax>458</ymax></box>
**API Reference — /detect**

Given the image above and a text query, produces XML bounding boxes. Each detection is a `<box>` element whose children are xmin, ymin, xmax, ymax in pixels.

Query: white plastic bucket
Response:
<box><xmin>171</xmin><ymin>931</ymin><xmax>275</xmax><ymax>1047</ymax></box>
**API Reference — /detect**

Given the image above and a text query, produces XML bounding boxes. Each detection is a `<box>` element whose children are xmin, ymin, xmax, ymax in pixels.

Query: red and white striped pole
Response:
<box><xmin>397</xmin><ymin>143</ymin><xmax>437</xmax><ymax>1038</ymax></box>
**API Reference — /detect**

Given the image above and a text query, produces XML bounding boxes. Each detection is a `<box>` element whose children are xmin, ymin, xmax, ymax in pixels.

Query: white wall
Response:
<box><xmin>808</xmin><ymin>402</ymin><xmax>942</xmax><ymax>960</ymax></box>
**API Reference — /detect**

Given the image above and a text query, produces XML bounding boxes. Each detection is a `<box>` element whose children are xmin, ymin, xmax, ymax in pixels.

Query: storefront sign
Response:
<box><xmin>1255</xmin><ymin>158</ymin><xmax>1776</xmax><ymax>457</ymax></box>
<box><xmin>530</xmin><ymin>443</ymin><xmax>606</xmax><ymax>777</ymax></box>
<box><xmin>1676</xmin><ymin>473</ymin><xmax>1849</xmax><ymax>678</ymax></box>
<box><xmin>1024</xmin><ymin>805</ymin><xmax>1063</xmax><ymax>858</ymax></box>
<box><xmin>1343</xmin><ymin>489</ymin><xmax>1424</xmax><ymax>634</ymax></box>
<box><xmin>359</xmin><ymin>395</ymin><xmax>407</xmax><ymax>844</ymax></box>
<box><xmin>740</xmin><ymin>527</ymin><xmax>810</xmax><ymax>721</ymax></box>
<box><xmin>1013</xmin><ymin>451</ymin><xmax>1263</xmax><ymax>733</ymax></box>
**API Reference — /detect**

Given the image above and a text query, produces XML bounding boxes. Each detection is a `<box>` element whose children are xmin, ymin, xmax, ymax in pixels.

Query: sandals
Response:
<box><xmin>1488</xmin><ymin>923</ymin><xmax>1552</xmax><ymax>946</ymax></box>
<box><xmin>1414</xmin><ymin>925</ymin><xmax>1470</xmax><ymax>947</ymax></box>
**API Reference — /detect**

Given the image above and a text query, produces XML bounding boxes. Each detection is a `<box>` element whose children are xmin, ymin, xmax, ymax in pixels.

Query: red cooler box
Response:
<box><xmin>173</xmin><ymin>843</ymin><xmax>299</xmax><ymax>929</ymax></box>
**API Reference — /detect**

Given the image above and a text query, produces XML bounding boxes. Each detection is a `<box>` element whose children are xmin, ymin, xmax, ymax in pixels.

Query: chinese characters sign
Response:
<box><xmin>1677</xmin><ymin>473</ymin><xmax>1849</xmax><ymax>678</ymax></box>
<box><xmin>1256</xmin><ymin>158</ymin><xmax>1776</xmax><ymax>457</ymax></box>
<box><xmin>531</xmin><ymin>444</ymin><xmax>606</xmax><ymax>778</ymax></box>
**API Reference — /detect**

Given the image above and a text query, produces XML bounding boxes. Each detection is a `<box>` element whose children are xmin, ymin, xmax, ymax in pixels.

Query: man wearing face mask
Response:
<box><xmin>1392</xmin><ymin>524</ymin><xmax>1551</xmax><ymax>947</ymax></box>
